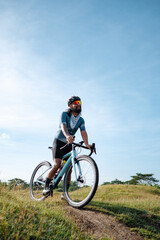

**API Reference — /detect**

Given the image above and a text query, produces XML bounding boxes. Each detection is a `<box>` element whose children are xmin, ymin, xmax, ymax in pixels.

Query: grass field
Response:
<box><xmin>0</xmin><ymin>184</ymin><xmax>160</xmax><ymax>240</ymax></box>
<box><xmin>87</xmin><ymin>184</ymin><xmax>160</xmax><ymax>240</ymax></box>
<box><xmin>0</xmin><ymin>185</ymin><xmax>95</xmax><ymax>240</ymax></box>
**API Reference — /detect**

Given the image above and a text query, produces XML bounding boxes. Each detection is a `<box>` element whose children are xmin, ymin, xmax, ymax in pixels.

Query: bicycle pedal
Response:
<box><xmin>43</xmin><ymin>192</ymin><xmax>50</xmax><ymax>198</ymax></box>
<box><xmin>43</xmin><ymin>187</ymin><xmax>50</xmax><ymax>196</ymax></box>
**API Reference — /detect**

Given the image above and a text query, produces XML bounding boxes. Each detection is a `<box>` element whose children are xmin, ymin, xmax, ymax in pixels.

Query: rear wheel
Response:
<box><xmin>29</xmin><ymin>161</ymin><xmax>52</xmax><ymax>201</ymax></box>
<box><xmin>63</xmin><ymin>155</ymin><xmax>99</xmax><ymax>208</ymax></box>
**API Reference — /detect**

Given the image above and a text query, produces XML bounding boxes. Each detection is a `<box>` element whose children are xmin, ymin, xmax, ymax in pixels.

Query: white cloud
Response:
<box><xmin>0</xmin><ymin>133</ymin><xmax>10</xmax><ymax>140</ymax></box>
<box><xmin>0</xmin><ymin>132</ymin><xmax>13</xmax><ymax>148</ymax></box>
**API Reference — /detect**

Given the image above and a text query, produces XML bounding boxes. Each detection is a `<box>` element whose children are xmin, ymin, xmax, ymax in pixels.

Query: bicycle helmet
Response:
<box><xmin>68</xmin><ymin>96</ymin><xmax>81</xmax><ymax>106</ymax></box>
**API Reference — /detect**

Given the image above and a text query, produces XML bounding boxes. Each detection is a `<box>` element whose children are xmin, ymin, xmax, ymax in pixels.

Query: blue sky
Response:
<box><xmin>0</xmin><ymin>0</ymin><xmax>160</xmax><ymax>184</ymax></box>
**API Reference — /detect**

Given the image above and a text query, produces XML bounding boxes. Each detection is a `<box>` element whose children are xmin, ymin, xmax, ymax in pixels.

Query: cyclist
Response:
<box><xmin>43</xmin><ymin>96</ymin><xmax>91</xmax><ymax>196</ymax></box>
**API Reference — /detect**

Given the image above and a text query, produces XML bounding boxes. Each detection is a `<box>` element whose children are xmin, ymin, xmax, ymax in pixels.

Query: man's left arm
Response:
<box><xmin>81</xmin><ymin>130</ymin><xmax>91</xmax><ymax>150</ymax></box>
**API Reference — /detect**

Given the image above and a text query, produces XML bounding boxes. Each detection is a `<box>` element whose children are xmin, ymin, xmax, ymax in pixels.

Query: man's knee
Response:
<box><xmin>53</xmin><ymin>158</ymin><xmax>61</xmax><ymax>168</ymax></box>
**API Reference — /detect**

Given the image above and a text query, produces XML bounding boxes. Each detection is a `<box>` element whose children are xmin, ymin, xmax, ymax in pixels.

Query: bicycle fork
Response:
<box><xmin>72</xmin><ymin>149</ymin><xmax>82</xmax><ymax>182</ymax></box>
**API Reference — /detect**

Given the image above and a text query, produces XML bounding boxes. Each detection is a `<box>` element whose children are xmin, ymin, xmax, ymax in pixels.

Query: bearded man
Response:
<box><xmin>43</xmin><ymin>96</ymin><xmax>91</xmax><ymax>195</ymax></box>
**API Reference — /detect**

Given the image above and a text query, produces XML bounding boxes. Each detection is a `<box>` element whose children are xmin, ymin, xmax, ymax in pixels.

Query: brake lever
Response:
<box><xmin>89</xmin><ymin>143</ymin><xmax>96</xmax><ymax>156</ymax></box>
<box><xmin>93</xmin><ymin>143</ymin><xmax>96</xmax><ymax>154</ymax></box>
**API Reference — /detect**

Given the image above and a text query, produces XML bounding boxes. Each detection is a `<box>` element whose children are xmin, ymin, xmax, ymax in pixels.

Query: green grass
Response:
<box><xmin>86</xmin><ymin>184</ymin><xmax>160</xmax><ymax>240</ymax></box>
<box><xmin>1</xmin><ymin>184</ymin><xmax>160</xmax><ymax>240</ymax></box>
<box><xmin>0</xmin><ymin>185</ymin><xmax>95</xmax><ymax>240</ymax></box>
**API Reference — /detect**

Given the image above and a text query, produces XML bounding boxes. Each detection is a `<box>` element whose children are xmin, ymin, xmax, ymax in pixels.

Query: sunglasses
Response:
<box><xmin>73</xmin><ymin>100</ymin><xmax>81</xmax><ymax>105</ymax></box>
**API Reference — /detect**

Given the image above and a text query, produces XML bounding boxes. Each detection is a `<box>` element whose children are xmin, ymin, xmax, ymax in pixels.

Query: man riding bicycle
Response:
<box><xmin>43</xmin><ymin>96</ymin><xmax>91</xmax><ymax>196</ymax></box>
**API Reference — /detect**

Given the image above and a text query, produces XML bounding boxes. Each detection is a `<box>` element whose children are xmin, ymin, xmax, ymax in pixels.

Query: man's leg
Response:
<box><xmin>47</xmin><ymin>158</ymin><xmax>61</xmax><ymax>179</ymax></box>
<box><xmin>43</xmin><ymin>158</ymin><xmax>61</xmax><ymax>194</ymax></box>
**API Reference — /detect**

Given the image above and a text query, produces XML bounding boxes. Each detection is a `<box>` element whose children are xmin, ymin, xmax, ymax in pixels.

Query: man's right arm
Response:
<box><xmin>61</xmin><ymin>123</ymin><xmax>74</xmax><ymax>143</ymax></box>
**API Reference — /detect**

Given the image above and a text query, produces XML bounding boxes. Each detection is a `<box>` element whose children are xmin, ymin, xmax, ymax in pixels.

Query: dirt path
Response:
<box><xmin>65</xmin><ymin>206</ymin><xmax>143</xmax><ymax>240</ymax></box>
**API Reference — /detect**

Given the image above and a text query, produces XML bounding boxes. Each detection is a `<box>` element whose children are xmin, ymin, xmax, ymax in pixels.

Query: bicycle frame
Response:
<box><xmin>51</xmin><ymin>147</ymin><xmax>82</xmax><ymax>189</ymax></box>
<box><xmin>35</xmin><ymin>141</ymin><xmax>96</xmax><ymax>190</ymax></box>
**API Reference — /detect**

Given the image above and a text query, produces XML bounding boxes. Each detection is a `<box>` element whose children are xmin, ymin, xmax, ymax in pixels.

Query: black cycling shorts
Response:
<box><xmin>52</xmin><ymin>138</ymin><xmax>72</xmax><ymax>159</ymax></box>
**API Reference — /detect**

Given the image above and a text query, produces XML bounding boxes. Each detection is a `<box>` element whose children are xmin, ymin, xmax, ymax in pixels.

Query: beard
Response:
<box><xmin>74</xmin><ymin>108</ymin><xmax>81</xmax><ymax>114</ymax></box>
<box><xmin>72</xmin><ymin>106</ymin><xmax>81</xmax><ymax>114</ymax></box>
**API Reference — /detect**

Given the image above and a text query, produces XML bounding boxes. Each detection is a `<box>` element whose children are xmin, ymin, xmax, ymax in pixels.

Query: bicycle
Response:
<box><xmin>29</xmin><ymin>141</ymin><xmax>99</xmax><ymax>208</ymax></box>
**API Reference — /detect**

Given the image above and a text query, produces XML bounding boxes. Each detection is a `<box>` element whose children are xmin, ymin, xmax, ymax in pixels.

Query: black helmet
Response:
<box><xmin>68</xmin><ymin>96</ymin><xmax>81</xmax><ymax>106</ymax></box>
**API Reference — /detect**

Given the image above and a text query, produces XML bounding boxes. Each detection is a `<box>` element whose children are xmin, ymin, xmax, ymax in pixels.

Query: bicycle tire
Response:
<box><xmin>29</xmin><ymin>161</ymin><xmax>52</xmax><ymax>201</ymax></box>
<box><xmin>63</xmin><ymin>155</ymin><xmax>99</xmax><ymax>208</ymax></box>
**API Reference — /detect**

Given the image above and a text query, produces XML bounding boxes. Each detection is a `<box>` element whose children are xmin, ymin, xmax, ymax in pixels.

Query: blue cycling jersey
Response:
<box><xmin>55</xmin><ymin>111</ymin><xmax>86</xmax><ymax>143</ymax></box>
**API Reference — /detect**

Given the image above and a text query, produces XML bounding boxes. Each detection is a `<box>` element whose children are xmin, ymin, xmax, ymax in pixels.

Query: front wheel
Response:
<box><xmin>63</xmin><ymin>155</ymin><xmax>99</xmax><ymax>208</ymax></box>
<box><xmin>29</xmin><ymin>161</ymin><xmax>52</xmax><ymax>201</ymax></box>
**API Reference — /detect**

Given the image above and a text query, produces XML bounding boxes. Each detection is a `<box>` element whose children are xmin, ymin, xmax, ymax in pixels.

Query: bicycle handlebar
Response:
<box><xmin>59</xmin><ymin>141</ymin><xmax>96</xmax><ymax>156</ymax></box>
<box><xmin>48</xmin><ymin>136</ymin><xmax>96</xmax><ymax>157</ymax></box>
